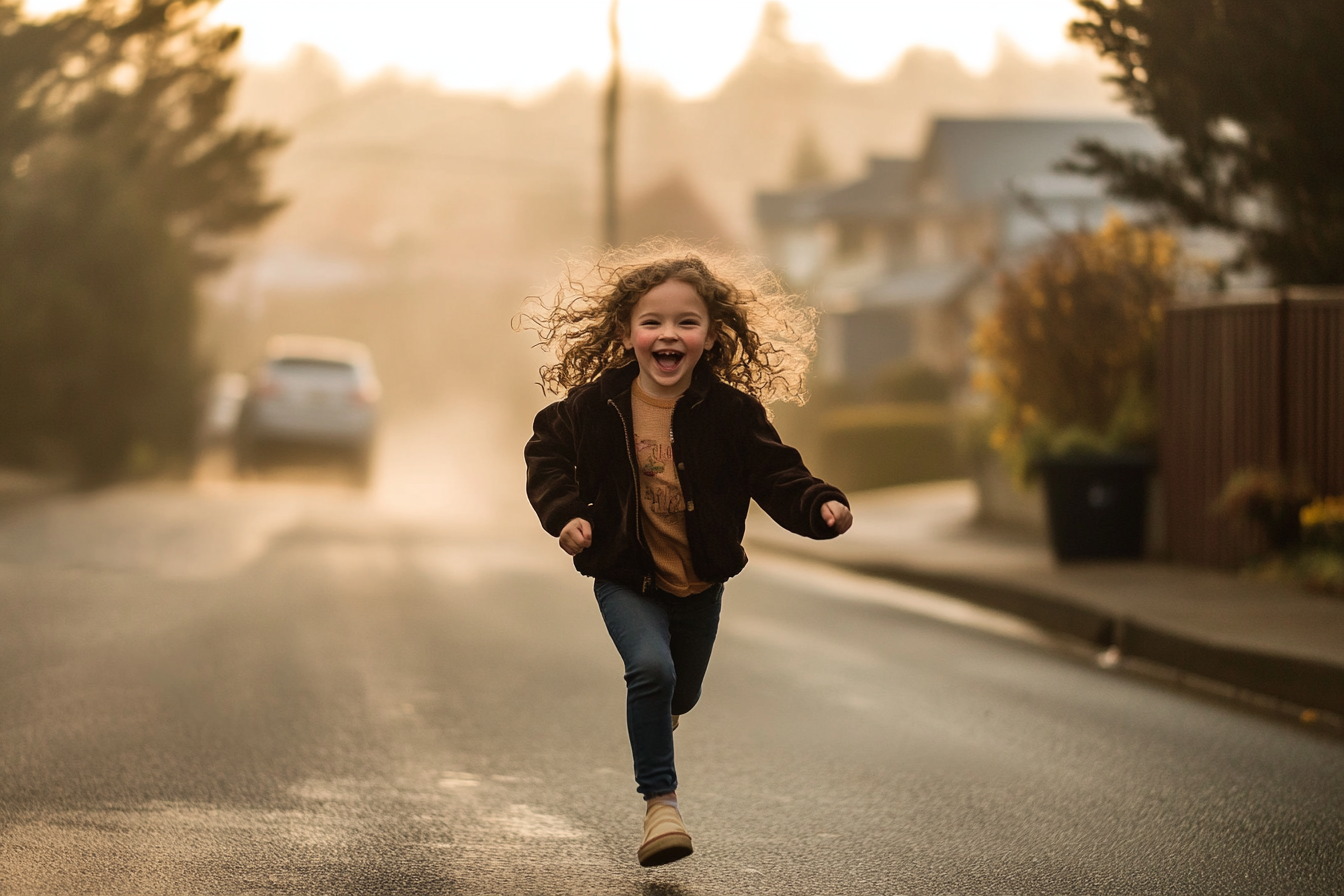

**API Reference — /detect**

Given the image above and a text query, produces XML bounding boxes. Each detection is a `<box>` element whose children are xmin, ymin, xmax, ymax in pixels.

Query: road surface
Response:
<box><xmin>1</xmin><ymin>478</ymin><xmax>1341</xmax><ymax>895</ymax></box>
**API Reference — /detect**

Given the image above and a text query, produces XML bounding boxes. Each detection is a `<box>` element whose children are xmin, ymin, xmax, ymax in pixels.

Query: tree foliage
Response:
<box><xmin>976</xmin><ymin>216</ymin><xmax>1176</xmax><ymax>479</ymax></box>
<box><xmin>1066</xmin><ymin>0</ymin><xmax>1344</xmax><ymax>284</ymax></box>
<box><xmin>0</xmin><ymin>0</ymin><xmax>283</xmax><ymax>484</ymax></box>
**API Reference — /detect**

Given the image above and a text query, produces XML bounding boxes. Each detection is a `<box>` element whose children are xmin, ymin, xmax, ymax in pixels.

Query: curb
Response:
<box><xmin>836</xmin><ymin>559</ymin><xmax>1344</xmax><ymax>717</ymax></box>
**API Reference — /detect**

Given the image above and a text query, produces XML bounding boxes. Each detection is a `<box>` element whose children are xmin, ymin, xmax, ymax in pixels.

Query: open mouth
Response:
<box><xmin>653</xmin><ymin>350</ymin><xmax>684</xmax><ymax>372</ymax></box>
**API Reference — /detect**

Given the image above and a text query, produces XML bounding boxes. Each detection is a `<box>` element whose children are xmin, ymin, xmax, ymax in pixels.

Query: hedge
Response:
<box><xmin>813</xmin><ymin>402</ymin><xmax>964</xmax><ymax>493</ymax></box>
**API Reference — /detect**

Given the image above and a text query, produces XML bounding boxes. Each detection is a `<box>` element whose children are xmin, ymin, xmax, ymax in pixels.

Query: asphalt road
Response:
<box><xmin>1</xmin><ymin>480</ymin><xmax>1341</xmax><ymax>895</ymax></box>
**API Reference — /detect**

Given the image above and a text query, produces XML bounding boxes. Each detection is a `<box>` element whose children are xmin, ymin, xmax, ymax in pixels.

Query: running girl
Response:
<box><xmin>522</xmin><ymin>247</ymin><xmax>852</xmax><ymax>867</ymax></box>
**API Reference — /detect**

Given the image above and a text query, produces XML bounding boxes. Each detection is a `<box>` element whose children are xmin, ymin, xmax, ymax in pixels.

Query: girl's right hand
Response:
<box><xmin>559</xmin><ymin>518</ymin><xmax>592</xmax><ymax>555</ymax></box>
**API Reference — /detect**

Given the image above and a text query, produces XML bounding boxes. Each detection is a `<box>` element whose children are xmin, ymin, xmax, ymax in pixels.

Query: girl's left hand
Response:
<box><xmin>821</xmin><ymin>500</ymin><xmax>853</xmax><ymax>535</ymax></box>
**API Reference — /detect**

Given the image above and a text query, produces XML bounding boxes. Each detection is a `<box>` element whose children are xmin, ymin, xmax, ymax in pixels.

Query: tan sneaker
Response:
<box><xmin>637</xmin><ymin>796</ymin><xmax>693</xmax><ymax>867</ymax></box>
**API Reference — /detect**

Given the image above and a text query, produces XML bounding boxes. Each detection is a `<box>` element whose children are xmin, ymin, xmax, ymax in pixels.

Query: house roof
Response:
<box><xmin>819</xmin><ymin>157</ymin><xmax>916</xmax><ymax>220</ymax></box>
<box><xmin>859</xmin><ymin>260</ymin><xmax>983</xmax><ymax>308</ymax></box>
<box><xmin>919</xmin><ymin>117</ymin><xmax>1168</xmax><ymax>208</ymax></box>
<box><xmin>752</xmin><ymin>117</ymin><xmax>1169</xmax><ymax>236</ymax></box>
<box><xmin>754</xmin><ymin>186</ymin><xmax>829</xmax><ymax>227</ymax></box>
<box><xmin>1007</xmin><ymin>171</ymin><xmax>1109</xmax><ymax>201</ymax></box>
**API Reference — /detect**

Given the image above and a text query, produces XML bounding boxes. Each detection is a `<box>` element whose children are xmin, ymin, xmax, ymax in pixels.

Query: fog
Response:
<box><xmin>202</xmin><ymin>9</ymin><xmax>1124</xmax><ymax>514</ymax></box>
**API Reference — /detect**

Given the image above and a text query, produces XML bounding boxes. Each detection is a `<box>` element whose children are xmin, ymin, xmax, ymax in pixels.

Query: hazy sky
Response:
<box><xmin>25</xmin><ymin>0</ymin><xmax>1088</xmax><ymax>98</ymax></box>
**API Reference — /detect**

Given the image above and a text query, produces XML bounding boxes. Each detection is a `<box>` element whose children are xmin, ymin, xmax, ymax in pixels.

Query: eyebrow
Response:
<box><xmin>636</xmin><ymin>310</ymin><xmax>705</xmax><ymax>320</ymax></box>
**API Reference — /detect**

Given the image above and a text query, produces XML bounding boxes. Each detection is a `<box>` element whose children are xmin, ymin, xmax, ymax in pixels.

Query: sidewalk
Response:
<box><xmin>746</xmin><ymin>480</ymin><xmax>1344</xmax><ymax>719</ymax></box>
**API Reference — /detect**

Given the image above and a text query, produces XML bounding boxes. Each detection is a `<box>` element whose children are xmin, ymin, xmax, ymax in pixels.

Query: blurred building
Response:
<box><xmin>756</xmin><ymin>116</ymin><xmax>1168</xmax><ymax>385</ymax></box>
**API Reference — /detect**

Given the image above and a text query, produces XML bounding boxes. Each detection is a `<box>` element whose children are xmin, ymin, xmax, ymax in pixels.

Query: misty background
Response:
<box><xmin>201</xmin><ymin>4</ymin><xmax>1123</xmax><ymax>517</ymax></box>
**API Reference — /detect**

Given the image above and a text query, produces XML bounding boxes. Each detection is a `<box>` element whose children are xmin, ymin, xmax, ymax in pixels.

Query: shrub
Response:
<box><xmin>975</xmin><ymin>214</ymin><xmax>1175</xmax><ymax>481</ymax></box>
<box><xmin>1215</xmin><ymin>467</ymin><xmax>1314</xmax><ymax>551</ymax></box>
<box><xmin>1301</xmin><ymin>496</ymin><xmax>1344</xmax><ymax>552</ymax></box>
<box><xmin>1217</xmin><ymin>479</ymin><xmax>1344</xmax><ymax>593</ymax></box>
<box><xmin>0</xmin><ymin>0</ymin><xmax>283</xmax><ymax>485</ymax></box>
<box><xmin>871</xmin><ymin>360</ymin><xmax>954</xmax><ymax>404</ymax></box>
<box><xmin>815</xmin><ymin>402</ymin><xmax>962</xmax><ymax>492</ymax></box>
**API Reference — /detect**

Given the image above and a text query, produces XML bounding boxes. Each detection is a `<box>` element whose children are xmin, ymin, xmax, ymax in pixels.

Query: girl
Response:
<box><xmin>522</xmin><ymin>247</ymin><xmax>852</xmax><ymax>867</ymax></box>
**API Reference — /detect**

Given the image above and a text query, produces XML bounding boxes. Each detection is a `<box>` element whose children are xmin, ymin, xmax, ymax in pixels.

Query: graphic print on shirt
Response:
<box><xmin>635</xmin><ymin>434</ymin><xmax>684</xmax><ymax>515</ymax></box>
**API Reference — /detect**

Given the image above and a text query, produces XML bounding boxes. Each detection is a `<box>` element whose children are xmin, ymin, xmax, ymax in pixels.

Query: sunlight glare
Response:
<box><xmin>787</xmin><ymin>0</ymin><xmax>1082</xmax><ymax>76</ymax></box>
<box><xmin>18</xmin><ymin>0</ymin><xmax>1084</xmax><ymax>97</ymax></box>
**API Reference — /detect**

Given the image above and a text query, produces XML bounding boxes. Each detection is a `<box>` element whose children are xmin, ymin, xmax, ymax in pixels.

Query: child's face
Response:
<box><xmin>621</xmin><ymin>279</ymin><xmax>715</xmax><ymax>399</ymax></box>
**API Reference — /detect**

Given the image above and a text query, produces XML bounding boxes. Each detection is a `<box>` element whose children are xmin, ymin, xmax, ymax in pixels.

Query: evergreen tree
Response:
<box><xmin>1067</xmin><ymin>0</ymin><xmax>1344</xmax><ymax>284</ymax></box>
<box><xmin>0</xmin><ymin>0</ymin><xmax>283</xmax><ymax>484</ymax></box>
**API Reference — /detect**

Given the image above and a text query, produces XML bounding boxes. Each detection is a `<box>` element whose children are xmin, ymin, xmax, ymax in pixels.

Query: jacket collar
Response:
<box><xmin>598</xmin><ymin>359</ymin><xmax>715</xmax><ymax>402</ymax></box>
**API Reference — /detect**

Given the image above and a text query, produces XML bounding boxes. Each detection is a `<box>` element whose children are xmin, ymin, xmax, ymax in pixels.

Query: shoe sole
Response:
<box><xmin>637</xmin><ymin>832</ymin><xmax>693</xmax><ymax>867</ymax></box>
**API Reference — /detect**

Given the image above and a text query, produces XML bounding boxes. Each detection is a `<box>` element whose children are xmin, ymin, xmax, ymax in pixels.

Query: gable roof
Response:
<box><xmin>860</xmin><ymin>260</ymin><xmax>983</xmax><ymax>308</ymax></box>
<box><xmin>919</xmin><ymin>117</ymin><xmax>1168</xmax><ymax>207</ymax></box>
<box><xmin>754</xmin><ymin>185</ymin><xmax>829</xmax><ymax>228</ymax></box>
<box><xmin>820</xmin><ymin>157</ymin><xmax>916</xmax><ymax>220</ymax></box>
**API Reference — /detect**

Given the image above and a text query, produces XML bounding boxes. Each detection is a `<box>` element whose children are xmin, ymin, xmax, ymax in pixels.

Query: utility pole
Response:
<box><xmin>601</xmin><ymin>0</ymin><xmax>621</xmax><ymax>247</ymax></box>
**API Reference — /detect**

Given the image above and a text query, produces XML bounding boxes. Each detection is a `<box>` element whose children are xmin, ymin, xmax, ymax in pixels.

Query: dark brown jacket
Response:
<box><xmin>525</xmin><ymin>361</ymin><xmax>848</xmax><ymax>591</ymax></box>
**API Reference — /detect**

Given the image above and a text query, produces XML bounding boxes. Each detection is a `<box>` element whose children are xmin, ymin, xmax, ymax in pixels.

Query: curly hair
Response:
<box><xmin>517</xmin><ymin>241</ymin><xmax>817</xmax><ymax>405</ymax></box>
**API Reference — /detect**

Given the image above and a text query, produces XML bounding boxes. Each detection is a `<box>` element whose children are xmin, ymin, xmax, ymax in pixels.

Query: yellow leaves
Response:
<box><xmin>1301</xmin><ymin>496</ymin><xmax>1344</xmax><ymax>528</ymax></box>
<box><xmin>1029</xmin><ymin>283</ymin><xmax>1049</xmax><ymax>309</ymax></box>
<box><xmin>974</xmin><ymin>214</ymin><xmax>1176</xmax><ymax>462</ymax></box>
<box><xmin>971</xmin><ymin>316</ymin><xmax>1003</xmax><ymax>353</ymax></box>
<box><xmin>970</xmin><ymin>369</ymin><xmax>1000</xmax><ymax>397</ymax></box>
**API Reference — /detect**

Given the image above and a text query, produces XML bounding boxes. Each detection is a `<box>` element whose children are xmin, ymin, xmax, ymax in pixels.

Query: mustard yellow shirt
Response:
<box><xmin>630</xmin><ymin>381</ymin><xmax>714</xmax><ymax>596</ymax></box>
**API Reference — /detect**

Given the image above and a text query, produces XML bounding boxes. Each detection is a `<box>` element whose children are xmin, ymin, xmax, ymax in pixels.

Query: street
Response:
<box><xmin>1</xmin><ymin>476</ymin><xmax>1341</xmax><ymax>896</ymax></box>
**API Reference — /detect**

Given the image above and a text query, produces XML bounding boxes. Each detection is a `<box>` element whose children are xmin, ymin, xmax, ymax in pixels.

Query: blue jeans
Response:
<box><xmin>594</xmin><ymin>579</ymin><xmax>724</xmax><ymax>797</ymax></box>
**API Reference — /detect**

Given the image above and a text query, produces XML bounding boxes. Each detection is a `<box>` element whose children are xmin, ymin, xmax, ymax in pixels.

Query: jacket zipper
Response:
<box><xmin>609</xmin><ymin>397</ymin><xmax>652</xmax><ymax>593</ymax></box>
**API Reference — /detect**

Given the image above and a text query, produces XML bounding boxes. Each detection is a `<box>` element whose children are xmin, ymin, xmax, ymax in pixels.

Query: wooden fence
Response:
<box><xmin>1161</xmin><ymin>288</ymin><xmax>1344</xmax><ymax>567</ymax></box>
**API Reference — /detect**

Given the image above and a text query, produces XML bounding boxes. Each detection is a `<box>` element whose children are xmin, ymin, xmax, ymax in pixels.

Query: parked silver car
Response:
<box><xmin>235</xmin><ymin>335</ymin><xmax>381</xmax><ymax>485</ymax></box>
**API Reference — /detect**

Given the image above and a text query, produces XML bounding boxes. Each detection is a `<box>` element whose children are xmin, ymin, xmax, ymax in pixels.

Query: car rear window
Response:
<box><xmin>269</xmin><ymin>358</ymin><xmax>360</xmax><ymax>384</ymax></box>
<box><xmin>272</xmin><ymin>358</ymin><xmax>355</xmax><ymax>374</ymax></box>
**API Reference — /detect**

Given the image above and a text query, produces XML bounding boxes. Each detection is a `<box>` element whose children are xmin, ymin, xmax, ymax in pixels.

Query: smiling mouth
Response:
<box><xmin>653</xmin><ymin>350</ymin><xmax>684</xmax><ymax>372</ymax></box>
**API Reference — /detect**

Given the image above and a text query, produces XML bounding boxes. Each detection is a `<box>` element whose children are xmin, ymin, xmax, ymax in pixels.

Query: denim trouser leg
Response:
<box><xmin>594</xmin><ymin>579</ymin><xmax>723</xmax><ymax>797</ymax></box>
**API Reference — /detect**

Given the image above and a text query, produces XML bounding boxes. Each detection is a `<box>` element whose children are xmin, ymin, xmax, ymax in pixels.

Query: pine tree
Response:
<box><xmin>1066</xmin><ymin>0</ymin><xmax>1344</xmax><ymax>284</ymax></box>
<box><xmin>0</xmin><ymin>0</ymin><xmax>284</xmax><ymax>483</ymax></box>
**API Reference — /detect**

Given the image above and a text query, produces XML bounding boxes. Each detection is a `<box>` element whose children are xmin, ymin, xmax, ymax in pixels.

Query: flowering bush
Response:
<box><xmin>1302</xmin><ymin>496</ymin><xmax>1344</xmax><ymax>552</ymax></box>
<box><xmin>1217</xmin><ymin>480</ymin><xmax>1344</xmax><ymax>594</ymax></box>
<box><xmin>1215</xmin><ymin>467</ymin><xmax>1314</xmax><ymax>550</ymax></box>
<box><xmin>1298</xmin><ymin>497</ymin><xmax>1344</xmax><ymax>594</ymax></box>
<box><xmin>976</xmin><ymin>215</ymin><xmax>1175</xmax><ymax>481</ymax></box>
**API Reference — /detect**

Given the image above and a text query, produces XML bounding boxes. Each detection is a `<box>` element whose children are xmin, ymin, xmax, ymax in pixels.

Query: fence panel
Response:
<box><xmin>1161</xmin><ymin>290</ymin><xmax>1344</xmax><ymax>568</ymax></box>
<box><xmin>1286</xmin><ymin>290</ymin><xmax>1344</xmax><ymax>497</ymax></box>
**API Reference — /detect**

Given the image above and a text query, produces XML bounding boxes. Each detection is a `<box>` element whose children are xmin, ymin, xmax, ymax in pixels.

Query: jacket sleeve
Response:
<box><xmin>741</xmin><ymin>399</ymin><xmax>849</xmax><ymax>540</ymax></box>
<box><xmin>524</xmin><ymin>398</ymin><xmax>591</xmax><ymax>537</ymax></box>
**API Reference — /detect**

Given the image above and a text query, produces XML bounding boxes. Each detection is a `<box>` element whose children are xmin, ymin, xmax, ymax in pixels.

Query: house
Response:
<box><xmin>756</xmin><ymin>116</ymin><xmax>1168</xmax><ymax>385</ymax></box>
